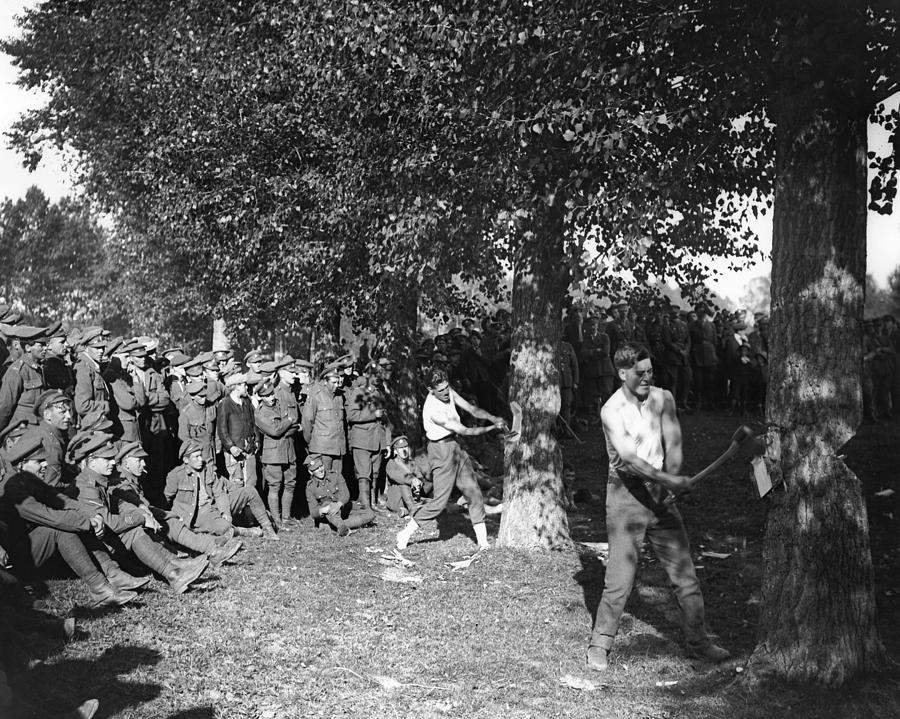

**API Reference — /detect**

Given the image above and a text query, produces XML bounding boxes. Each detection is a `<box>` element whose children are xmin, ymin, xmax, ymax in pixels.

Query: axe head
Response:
<box><xmin>731</xmin><ymin>425</ymin><xmax>754</xmax><ymax>444</ymax></box>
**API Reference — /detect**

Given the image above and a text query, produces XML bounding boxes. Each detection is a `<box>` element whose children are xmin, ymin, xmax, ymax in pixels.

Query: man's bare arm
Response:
<box><xmin>450</xmin><ymin>388</ymin><xmax>503</xmax><ymax>425</ymax></box>
<box><xmin>431</xmin><ymin>414</ymin><xmax>497</xmax><ymax>437</ymax></box>
<box><xmin>600</xmin><ymin>401</ymin><xmax>690</xmax><ymax>492</ymax></box>
<box><xmin>660</xmin><ymin>390</ymin><xmax>683</xmax><ymax>475</ymax></box>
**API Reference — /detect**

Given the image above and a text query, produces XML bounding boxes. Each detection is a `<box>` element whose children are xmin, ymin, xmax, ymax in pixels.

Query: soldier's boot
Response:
<box><xmin>55</xmin><ymin>532</ymin><xmax>137</xmax><ymax>608</ymax></box>
<box><xmin>246</xmin><ymin>489</ymin><xmax>279</xmax><ymax>540</ymax></box>
<box><xmin>358</xmin><ymin>479</ymin><xmax>371</xmax><ymax>509</ymax></box>
<box><xmin>92</xmin><ymin>549</ymin><xmax>151</xmax><ymax>592</ymax></box>
<box><xmin>267</xmin><ymin>485</ymin><xmax>283</xmax><ymax>527</ymax></box>
<box><xmin>171</xmin><ymin>524</ymin><xmax>218</xmax><ymax>555</ymax></box>
<box><xmin>131</xmin><ymin>530</ymin><xmax>208</xmax><ymax>594</ymax></box>
<box><xmin>343</xmin><ymin>507</ymin><xmax>375</xmax><ymax>531</ymax></box>
<box><xmin>281</xmin><ymin>489</ymin><xmax>295</xmax><ymax>526</ymax></box>
<box><xmin>207</xmin><ymin>538</ymin><xmax>243</xmax><ymax>568</ymax></box>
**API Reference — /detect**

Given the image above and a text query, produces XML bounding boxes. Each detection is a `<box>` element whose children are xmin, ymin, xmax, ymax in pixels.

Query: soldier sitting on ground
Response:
<box><xmin>304</xmin><ymin>454</ymin><xmax>374</xmax><ymax>536</ymax></box>
<box><xmin>383</xmin><ymin>436</ymin><xmax>428</xmax><ymax>518</ymax></box>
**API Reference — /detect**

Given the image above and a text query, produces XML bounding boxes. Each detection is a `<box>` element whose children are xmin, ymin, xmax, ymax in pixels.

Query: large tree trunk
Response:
<box><xmin>498</xmin><ymin>204</ymin><xmax>570</xmax><ymax>549</ymax></box>
<box><xmin>383</xmin><ymin>285</ymin><xmax>423</xmax><ymax>448</ymax></box>
<box><xmin>750</xmin><ymin>1</ymin><xmax>884</xmax><ymax>685</ymax></box>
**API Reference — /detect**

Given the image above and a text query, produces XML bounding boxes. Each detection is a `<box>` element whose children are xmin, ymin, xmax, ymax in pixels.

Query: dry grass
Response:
<box><xmin>6</xmin><ymin>410</ymin><xmax>899</xmax><ymax>718</ymax></box>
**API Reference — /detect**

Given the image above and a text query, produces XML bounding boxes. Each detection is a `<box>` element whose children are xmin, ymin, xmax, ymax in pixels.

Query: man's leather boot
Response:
<box><xmin>86</xmin><ymin>571</ymin><xmax>138</xmax><ymax>608</ymax></box>
<box><xmin>208</xmin><ymin>538</ymin><xmax>242</xmax><ymax>568</ymax></box>
<box><xmin>93</xmin><ymin>550</ymin><xmax>151</xmax><ymax>592</ymax></box>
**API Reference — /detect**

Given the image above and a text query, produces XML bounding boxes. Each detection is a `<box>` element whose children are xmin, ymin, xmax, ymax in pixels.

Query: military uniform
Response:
<box><xmin>345</xmin><ymin>377</ymin><xmax>388</xmax><ymax>509</ymax></box>
<box><xmin>0</xmin><ymin>358</ymin><xmax>45</xmax><ymax>433</ymax></box>
<box><xmin>305</xmin><ymin>463</ymin><xmax>374</xmax><ymax>535</ymax></box>
<box><xmin>164</xmin><ymin>454</ymin><xmax>275</xmax><ymax>539</ymax></box>
<box><xmin>20</xmin><ymin>420</ymin><xmax>70</xmax><ymax>489</ymax></box>
<box><xmin>255</xmin><ymin>382</ymin><xmax>299</xmax><ymax>524</ymax></box>
<box><xmin>178</xmin><ymin>394</ymin><xmax>217</xmax><ymax>463</ymax></box>
<box><xmin>73</xmin><ymin>353</ymin><xmax>110</xmax><ymax>427</ymax></box>
<box><xmin>104</xmin><ymin>363</ymin><xmax>146</xmax><ymax>441</ymax></box>
<box><xmin>301</xmin><ymin>380</ymin><xmax>347</xmax><ymax>474</ymax></box>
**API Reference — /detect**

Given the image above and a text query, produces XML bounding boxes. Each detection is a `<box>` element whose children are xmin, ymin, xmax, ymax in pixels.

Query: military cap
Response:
<box><xmin>167</xmin><ymin>351</ymin><xmax>191</xmax><ymax>368</ymax></box>
<box><xmin>259</xmin><ymin>361</ymin><xmax>278</xmax><ymax>375</ymax></box>
<box><xmin>214</xmin><ymin>348</ymin><xmax>234</xmax><ymax>361</ymax></box>
<box><xmin>244</xmin><ymin>371</ymin><xmax>263</xmax><ymax>386</ymax></box>
<box><xmin>128</xmin><ymin>343</ymin><xmax>149</xmax><ymax>358</ymax></box>
<box><xmin>105</xmin><ymin>337</ymin><xmax>126</xmax><ymax>356</ymax></box>
<box><xmin>320</xmin><ymin>362</ymin><xmax>342</xmax><ymax>379</ymax></box>
<box><xmin>43</xmin><ymin>320</ymin><xmax>67</xmax><ymax>340</ymax></box>
<box><xmin>224</xmin><ymin>372</ymin><xmax>249</xmax><ymax>388</ymax></box>
<box><xmin>195</xmin><ymin>350</ymin><xmax>215</xmax><ymax>364</ymax></box>
<box><xmin>181</xmin><ymin>354</ymin><xmax>203</xmax><ymax>370</ymax></box>
<box><xmin>304</xmin><ymin>455</ymin><xmax>324</xmax><ymax>471</ymax></box>
<box><xmin>0</xmin><ymin>304</ymin><xmax>15</xmax><ymax>322</ymax></box>
<box><xmin>67</xmin><ymin>431</ymin><xmax>116</xmax><ymax>463</ymax></box>
<box><xmin>186</xmin><ymin>379</ymin><xmax>207</xmax><ymax>396</ymax></box>
<box><xmin>244</xmin><ymin>349</ymin><xmax>265</xmax><ymax>364</ymax></box>
<box><xmin>256</xmin><ymin>379</ymin><xmax>276</xmax><ymax>397</ymax></box>
<box><xmin>6</xmin><ymin>434</ymin><xmax>47</xmax><ymax>465</ymax></box>
<box><xmin>80</xmin><ymin>327</ymin><xmax>107</xmax><ymax>348</ymax></box>
<box><xmin>80</xmin><ymin>408</ymin><xmax>114</xmax><ymax>433</ymax></box>
<box><xmin>334</xmin><ymin>354</ymin><xmax>354</xmax><ymax>368</ymax></box>
<box><xmin>390</xmin><ymin>435</ymin><xmax>409</xmax><ymax>449</ymax></box>
<box><xmin>179</xmin><ymin>440</ymin><xmax>203</xmax><ymax>460</ymax></box>
<box><xmin>432</xmin><ymin>352</ymin><xmax>449</xmax><ymax>363</ymax></box>
<box><xmin>115</xmin><ymin>440</ymin><xmax>148</xmax><ymax>463</ymax></box>
<box><xmin>0</xmin><ymin>418</ymin><xmax>37</xmax><ymax>446</ymax></box>
<box><xmin>67</xmin><ymin>327</ymin><xmax>84</xmax><ymax>347</ymax></box>
<box><xmin>135</xmin><ymin>336</ymin><xmax>158</xmax><ymax>353</ymax></box>
<box><xmin>1</xmin><ymin>324</ymin><xmax>47</xmax><ymax>341</ymax></box>
<box><xmin>185</xmin><ymin>364</ymin><xmax>204</xmax><ymax>378</ymax></box>
<box><xmin>220</xmin><ymin>358</ymin><xmax>241</xmax><ymax>378</ymax></box>
<box><xmin>448</xmin><ymin>327</ymin><xmax>464</xmax><ymax>336</ymax></box>
<box><xmin>162</xmin><ymin>346</ymin><xmax>184</xmax><ymax>359</ymax></box>
<box><xmin>289</xmin><ymin>358</ymin><xmax>314</xmax><ymax>371</ymax></box>
<box><xmin>34</xmin><ymin>389</ymin><xmax>72</xmax><ymax>416</ymax></box>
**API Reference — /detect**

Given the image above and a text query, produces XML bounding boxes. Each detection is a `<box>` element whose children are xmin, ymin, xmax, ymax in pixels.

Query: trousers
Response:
<box><xmin>413</xmin><ymin>438</ymin><xmax>485</xmax><ymax>525</ymax></box>
<box><xmin>589</xmin><ymin>473</ymin><xmax>708</xmax><ymax>651</ymax></box>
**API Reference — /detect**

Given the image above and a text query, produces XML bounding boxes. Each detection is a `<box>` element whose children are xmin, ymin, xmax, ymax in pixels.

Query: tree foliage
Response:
<box><xmin>0</xmin><ymin>186</ymin><xmax>116</xmax><ymax>325</ymax></box>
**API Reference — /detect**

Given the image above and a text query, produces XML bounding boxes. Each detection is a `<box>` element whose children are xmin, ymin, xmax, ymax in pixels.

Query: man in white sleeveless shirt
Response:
<box><xmin>395</xmin><ymin>368</ymin><xmax>505</xmax><ymax>552</ymax></box>
<box><xmin>587</xmin><ymin>342</ymin><xmax>730</xmax><ymax>671</ymax></box>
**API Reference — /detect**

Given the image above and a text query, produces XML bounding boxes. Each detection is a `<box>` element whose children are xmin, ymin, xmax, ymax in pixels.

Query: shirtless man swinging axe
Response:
<box><xmin>586</xmin><ymin>342</ymin><xmax>734</xmax><ymax>672</ymax></box>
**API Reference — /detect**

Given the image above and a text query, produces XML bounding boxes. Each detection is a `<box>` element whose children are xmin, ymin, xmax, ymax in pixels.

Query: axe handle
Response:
<box><xmin>686</xmin><ymin>440</ymin><xmax>742</xmax><ymax>490</ymax></box>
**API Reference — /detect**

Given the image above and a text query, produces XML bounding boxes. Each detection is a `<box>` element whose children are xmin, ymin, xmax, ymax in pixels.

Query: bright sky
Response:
<box><xmin>1</xmin><ymin>1</ymin><xmax>898</xmax><ymax>303</ymax></box>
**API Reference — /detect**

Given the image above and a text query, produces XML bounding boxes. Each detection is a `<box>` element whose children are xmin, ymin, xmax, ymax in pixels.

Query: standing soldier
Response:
<box><xmin>0</xmin><ymin>325</ymin><xmax>47</xmax><ymax>432</ymax></box>
<box><xmin>73</xmin><ymin>328</ymin><xmax>111</xmax><ymax>429</ymax></box>
<box><xmin>217</xmin><ymin>373</ymin><xmax>257</xmax><ymax>487</ymax></box>
<box><xmin>662</xmin><ymin>309</ymin><xmax>692</xmax><ymax>411</ymax></box>
<box><xmin>254</xmin><ymin>373</ymin><xmax>300</xmax><ymax>528</ymax></box>
<box><xmin>558</xmin><ymin>338</ymin><xmax>579</xmax><ymax>432</ymax></box>
<box><xmin>301</xmin><ymin>362</ymin><xmax>347</xmax><ymax>475</ymax></box>
<box><xmin>178</xmin><ymin>380</ymin><xmax>217</xmax><ymax>463</ymax></box>
<box><xmin>345</xmin><ymin>362</ymin><xmax>389</xmax><ymax>509</ymax></box>
<box><xmin>104</xmin><ymin>342</ymin><xmax>146</xmax><ymax>442</ymax></box>
<box><xmin>132</xmin><ymin>340</ymin><xmax>172</xmax><ymax>502</ymax></box>
<box><xmin>41</xmin><ymin>322</ymin><xmax>75</xmax><ymax>395</ymax></box>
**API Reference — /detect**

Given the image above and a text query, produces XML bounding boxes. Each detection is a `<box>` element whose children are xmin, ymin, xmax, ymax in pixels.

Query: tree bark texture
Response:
<box><xmin>382</xmin><ymin>285</ymin><xmax>423</xmax><ymax>448</ymax></box>
<box><xmin>212</xmin><ymin>318</ymin><xmax>229</xmax><ymax>352</ymax></box>
<box><xmin>752</xmin><ymin>1</ymin><xmax>884</xmax><ymax>685</ymax></box>
<box><xmin>498</xmin><ymin>205</ymin><xmax>571</xmax><ymax>549</ymax></box>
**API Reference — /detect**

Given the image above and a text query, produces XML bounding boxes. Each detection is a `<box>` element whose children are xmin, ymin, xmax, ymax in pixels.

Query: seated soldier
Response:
<box><xmin>304</xmin><ymin>455</ymin><xmax>374</xmax><ymax>536</ymax></box>
<box><xmin>68</xmin><ymin>431</ymin><xmax>209</xmax><ymax>595</ymax></box>
<box><xmin>21</xmin><ymin>389</ymin><xmax>74</xmax><ymax>489</ymax></box>
<box><xmin>164</xmin><ymin>440</ymin><xmax>277</xmax><ymax>541</ymax></box>
<box><xmin>384</xmin><ymin>436</ymin><xmax>427</xmax><ymax>518</ymax></box>
<box><xmin>0</xmin><ymin>436</ymin><xmax>137</xmax><ymax>607</ymax></box>
<box><xmin>112</xmin><ymin>441</ymin><xmax>242</xmax><ymax>567</ymax></box>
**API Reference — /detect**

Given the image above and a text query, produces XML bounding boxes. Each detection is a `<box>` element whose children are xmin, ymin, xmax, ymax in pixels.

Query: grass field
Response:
<box><xmin>6</xmin><ymin>410</ymin><xmax>900</xmax><ymax>719</ymax></box>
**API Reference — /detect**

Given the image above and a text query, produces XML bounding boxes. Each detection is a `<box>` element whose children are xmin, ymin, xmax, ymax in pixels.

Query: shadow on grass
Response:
<box><xmin>166</xmin><ymin>708</ymin><xmax>216</xmax><ymax>719</ymax></box>
<box><xmin>9</xmin><ymin>643</ymin><xmax>163</xmax><ymax>718</ymax></box>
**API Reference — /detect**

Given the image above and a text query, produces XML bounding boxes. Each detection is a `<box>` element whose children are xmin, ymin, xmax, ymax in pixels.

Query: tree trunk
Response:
<box><xmin>498</xmin><ymin>204</ymin><xmax>570</xmax><ymax>549</ymax></box>
<box><xmin>212</xmin><ymin>317</ymin><xmax>229</xmax><ymax>351</ymax></box>
<box><xmin>382</xmin><ymin>285</ymin><xmax>422</xmax><ymax>448</ymax></box>
<box><xmin>750</xmin><ymin>1</ymin><xmax>884</xmax><ymax>685</ymax></box>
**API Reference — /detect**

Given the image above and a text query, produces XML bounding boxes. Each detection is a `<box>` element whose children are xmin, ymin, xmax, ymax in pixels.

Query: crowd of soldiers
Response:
<box><xmin>0</xmin><ymin>304</ymin><xmax>448</xmax><ymax>717</ymax></box>
<box><xmin>559</xmin><ymin>302</ymin><xmax>772</xmax><ymax>428</ymax></box>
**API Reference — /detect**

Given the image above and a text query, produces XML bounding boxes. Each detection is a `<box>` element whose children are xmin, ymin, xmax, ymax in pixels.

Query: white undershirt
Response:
<box><xmin>422</xmin><ymin>392</ymin><xmax>461</xmax><ymax>441</ymax></box>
